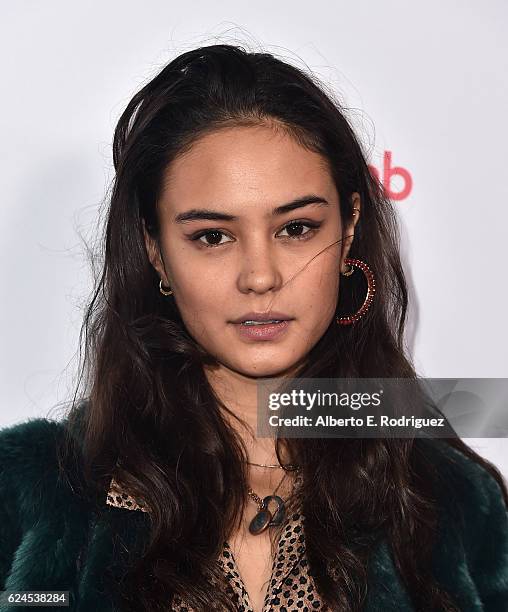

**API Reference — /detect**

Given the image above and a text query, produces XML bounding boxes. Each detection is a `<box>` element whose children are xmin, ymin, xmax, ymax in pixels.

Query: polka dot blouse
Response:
<box><xmin>106</xmin><ymin>477</ymin><xmax>327</xmax><ymax>611</ymax></box>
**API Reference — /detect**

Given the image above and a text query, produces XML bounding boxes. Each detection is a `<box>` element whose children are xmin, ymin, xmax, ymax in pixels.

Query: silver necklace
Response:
<box><xmin>246</xmin><ymin>467</ymin><xmax>301</xmax><ymax>535</ymax></box>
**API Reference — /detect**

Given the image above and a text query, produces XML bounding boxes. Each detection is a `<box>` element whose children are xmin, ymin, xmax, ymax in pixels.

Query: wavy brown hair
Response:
<box><xmin>59</xmin><ymin>43</ymin><xmax>507</xmax><ymax>611</ymax></box>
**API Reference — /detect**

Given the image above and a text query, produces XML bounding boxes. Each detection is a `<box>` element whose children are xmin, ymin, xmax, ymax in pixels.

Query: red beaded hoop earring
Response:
<box><xmin>336</xmin><ymin>258</ymin><xmax>376</xmax><ymax>325</ymax></box>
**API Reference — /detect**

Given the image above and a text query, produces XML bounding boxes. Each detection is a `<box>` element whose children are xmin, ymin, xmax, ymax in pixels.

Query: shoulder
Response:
<box><xmin>0</xmin><ymin>415</ymin><xmax>76</xmax><ymax>526</ymax></box>
<box><xmin>419</xmin><ymin>437</ymin><xmax>508</xmax><ymax>608</ymax></box>
<box><xmin>0</xmin><ymin>416</ymin><xmax>66</xmax><ymax>481</ymax></box>
<box><xmin>0</xmin><ymin>416</ymin><xmax>66</xmax><ymax>462</ymax></box>
<box><xmin>416</xmin><ymin>437</ymin><xmax>508</xmax><ymax>540</ymax></box>
<box><xmin>0</xmin><ymin>416</ymin><xmax>72</xmax><ymax>586</ymax></box>
<box><xmin>419</xmin><ymin>437</ymin><xmax>507</xmax><ymax>518</ymax></box>
<box><xmin>0</xmin><ymin>410</ymin><xmax>99</xmax><ymax>594</ymax></box>
<box><xmin>0</xmin><ymin>400</ymin><xmax>88</xmax><ymax>482</ymax></box>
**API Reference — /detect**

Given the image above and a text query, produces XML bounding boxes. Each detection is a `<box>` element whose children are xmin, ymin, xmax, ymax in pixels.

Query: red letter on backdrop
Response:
<box><xmin>383</xmin><ymin>150</ymin><xmax>412</xmax><ymax>200</ymax></box>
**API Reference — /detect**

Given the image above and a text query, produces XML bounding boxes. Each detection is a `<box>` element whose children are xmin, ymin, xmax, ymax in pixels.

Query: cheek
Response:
<box><xmin>296</xmin><ymin>255</ymin><xmax>340</xmax><ymax>310</ymax></box>
<box><xmin>172</xmin><ymin>274</ymin><xmax>229</xmax><ymax>337</ymax></box>
<box><xmin>292</xmin><ymin>260</ymin><xmax>340</xmax><ymax>347</ymax></box>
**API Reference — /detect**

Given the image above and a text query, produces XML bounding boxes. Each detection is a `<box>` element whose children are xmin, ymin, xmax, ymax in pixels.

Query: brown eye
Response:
<box><xmin>277</xmin><ymin>220</ymin><xmax>321</xmax><ymax>240</ymax></box>
<box><xmin>286</xmin><ymin>222</ymin><xmax>306</xmax><ymax>237</ymax></box>
<box><xmin>194</xmin><ymin>230</ymin><xmax>233</xmax><ymax>247</ymax></box>
<box><xmin>201</xmin><ymin>231</ymin><xmax>222</xmax><ymax>245</ymax></box>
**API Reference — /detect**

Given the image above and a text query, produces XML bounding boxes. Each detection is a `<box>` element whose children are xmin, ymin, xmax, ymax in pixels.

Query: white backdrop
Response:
<box><xmin>1</xmin><ymin>1</ymin><xmax>506</xmax><ymax>475</ymax></box>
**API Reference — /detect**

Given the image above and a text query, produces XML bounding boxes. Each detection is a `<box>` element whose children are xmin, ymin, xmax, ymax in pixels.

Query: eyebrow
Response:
<box><xmin>173</xmin><ymin>194</ymin><xmax>330</xmax><ymax>223</ymax></box>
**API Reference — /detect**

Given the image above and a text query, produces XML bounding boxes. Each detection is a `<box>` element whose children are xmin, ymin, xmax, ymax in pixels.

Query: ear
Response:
<box><xmin>142</xmin><ymin>219</ymin><xmax>169</xmax><ymax>284</ymax></box>
<box><xmin>339</xmin><ymin>192</ymin><xmax>361</xmax><ymax>273</ymax></box>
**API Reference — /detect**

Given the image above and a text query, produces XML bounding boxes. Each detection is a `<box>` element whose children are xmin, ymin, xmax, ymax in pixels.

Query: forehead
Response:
<box><xmin>158</xmin><ymin>125</ymin><xmax>337</xmax><ymax>217</ymax></box>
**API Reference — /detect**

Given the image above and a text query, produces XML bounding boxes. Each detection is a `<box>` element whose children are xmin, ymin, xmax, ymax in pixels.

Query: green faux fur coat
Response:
<box><xmin>0</xmin><ymin>415</ymin><xmax>507</xmax><ymax>611</ymax></box>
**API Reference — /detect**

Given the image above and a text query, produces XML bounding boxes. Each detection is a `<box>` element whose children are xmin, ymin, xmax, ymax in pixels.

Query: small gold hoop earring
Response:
<box><xmin>159</xmin><ymin>279</ymin><xmax>173</xmax><ymax>296</ymax></box>
<box><xmin>342</xmin><ymin>262</ymin><xmax>355</xmax><ymax>276</ymax></box>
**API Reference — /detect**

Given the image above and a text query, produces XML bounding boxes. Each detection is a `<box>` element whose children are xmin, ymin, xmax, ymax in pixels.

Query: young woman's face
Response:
<box><xmin>144</xmin><ymin>124</ymin><xmax>359</xmax><ymax>378</ymax></box>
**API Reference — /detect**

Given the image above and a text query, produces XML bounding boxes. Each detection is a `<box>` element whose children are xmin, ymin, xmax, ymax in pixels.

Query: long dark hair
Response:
<box><xmin>60</xmin><ymin>43</ymin><xmax>507</xmax><ymax>611</ymax></box>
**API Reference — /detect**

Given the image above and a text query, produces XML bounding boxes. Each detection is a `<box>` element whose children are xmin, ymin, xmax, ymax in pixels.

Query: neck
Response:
<box><xmin>203</xmin><ymin>362</ymin><xmax>294</xmax><ymax>468</ymax></box>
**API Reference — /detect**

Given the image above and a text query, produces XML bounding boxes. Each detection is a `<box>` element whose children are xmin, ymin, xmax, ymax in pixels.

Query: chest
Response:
<box><xmin>227</xmin><ymin>531</ymin><xmax>275</xmax><ymax>612</ymax></box>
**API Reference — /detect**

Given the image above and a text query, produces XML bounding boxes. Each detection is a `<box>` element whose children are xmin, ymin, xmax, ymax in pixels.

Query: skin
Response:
<box><xmin>143</xmin><ymin>123</ymin><xmax>361</xmax><ymax>610</ymax></box>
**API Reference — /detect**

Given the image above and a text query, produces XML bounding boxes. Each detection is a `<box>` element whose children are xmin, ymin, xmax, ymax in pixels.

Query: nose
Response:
<box><xmin>237</xmin><ymin>242</ymin><xmax>283</xmax><ymax>294</ymax></box>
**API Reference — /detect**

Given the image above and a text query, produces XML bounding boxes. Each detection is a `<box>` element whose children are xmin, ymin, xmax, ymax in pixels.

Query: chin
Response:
<box><xmin>235</xmin><ymin>357</ymin><xmax>302</xmax><ymax>379</ymax></box>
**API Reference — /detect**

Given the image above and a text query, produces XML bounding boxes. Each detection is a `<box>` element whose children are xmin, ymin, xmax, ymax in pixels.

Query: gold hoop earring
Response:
<box><xmin>159</xmin><ymin>279</ymin><xmax>173</xmax><ymax>296</ymax></box>
<box><xmin>336</xmin><ymin>258</ymin><xmax>376</xmax><ymax>325</ymax></box>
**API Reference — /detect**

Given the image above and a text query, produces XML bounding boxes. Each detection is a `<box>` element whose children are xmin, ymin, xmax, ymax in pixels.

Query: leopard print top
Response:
<box><xmin>106</xmin><ymin>476</ymin><xmax>327</xmax><ymax>611</ymax></box>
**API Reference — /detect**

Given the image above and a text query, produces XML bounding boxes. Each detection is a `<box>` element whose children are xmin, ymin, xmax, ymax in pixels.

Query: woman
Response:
<box><xmin>0</xmin><ymin>44</ymin><xmax>507</xmax><ymax>612</ymax></box>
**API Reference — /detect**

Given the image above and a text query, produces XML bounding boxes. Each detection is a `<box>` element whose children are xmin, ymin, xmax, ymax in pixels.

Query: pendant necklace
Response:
<box><xmin>246</xmin><ymin>461</ymin><xmax>300</xmax><ymax>470</ymax></box>
<box><xmin>247</xmin><ymin>465</ymin><xmax>301</xmax><ymax>535</ymax></box>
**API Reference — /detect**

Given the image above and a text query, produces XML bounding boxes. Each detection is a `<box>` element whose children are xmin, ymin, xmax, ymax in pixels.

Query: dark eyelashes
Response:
<box><xmin>188</xmin><ymin>220</ymin><xmax>323</xmax><ymax>248</ymax></box>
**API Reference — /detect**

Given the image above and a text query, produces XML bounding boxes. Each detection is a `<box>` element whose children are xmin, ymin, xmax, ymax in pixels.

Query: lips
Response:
<box><xmin>234</xmin><ymin>319</ymin><xmax>292</xmax><ymax>341</ymax></box>
<box><xmin>230</xmin><ymin>311</ymin><xmax>293</xmax><ymax>324</ymax></box>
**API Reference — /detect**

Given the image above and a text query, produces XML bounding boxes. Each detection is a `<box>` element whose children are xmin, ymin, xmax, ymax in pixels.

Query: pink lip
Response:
<box><xmin>230</xmin><ymin>311</ymin><xmax>293</xmax><ymax>324</ymax></box>
<box><xmin>233</xmin><ymin>320</ymin><xmax>291</xmax><ymax>341</ymax></box>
